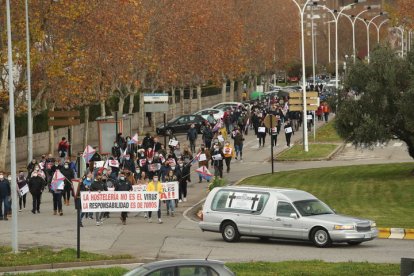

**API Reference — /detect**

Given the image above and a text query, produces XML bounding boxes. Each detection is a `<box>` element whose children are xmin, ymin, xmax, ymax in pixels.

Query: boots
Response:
<box><xmin>53</xmin><ymin>210</ymin><xmax>57</xmax><ymax>215</ymax></box>
<box><xmin>59</xmin><ymin>210</ymin><xmax>63</xmax><ymax>216</ymax></box>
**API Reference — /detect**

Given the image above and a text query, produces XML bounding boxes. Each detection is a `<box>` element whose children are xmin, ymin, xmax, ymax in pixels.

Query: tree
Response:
<box><xmin>335</xmin><ymin>46</ymin><xmax>414</xmax><ymax>172</ymax></box>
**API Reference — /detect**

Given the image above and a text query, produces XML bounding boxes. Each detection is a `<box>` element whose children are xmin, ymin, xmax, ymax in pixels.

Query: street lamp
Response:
<box><xmin>377</xmin><ymin>19</ymin><xmax>390</xmax><ymax>43</ymax></box>
<box><xmin>317</xmin><ymin>1</ymin><xmax>358</xmax><ymax>91</ymax></box>
<box><xmin>340</xmin><ymin>6</ymin><xmax>371</xmax><ymax>63</ymax></box>
<box><xmin>365</xmin><ymin>12</ymin><xmax>385</xmax><ymax>63</ymax></box>
<box><xmin>394</xmin><ymin>26</ymin><xmax>405</xmax><ymax>57</ymax></box>
<box><xmin>291</xmin><ymin>0</ymin><xmax>317</xmax><ymax>152</ymax></box>
<box><xmin>324</xmin><ymin>20</ymin><xmax>335</xmax><ymax>64</ymax></box>
<box><xmin>25</xmin><ymin>0</ymin><xmax>33</xmax><ymax>164</ymax></box>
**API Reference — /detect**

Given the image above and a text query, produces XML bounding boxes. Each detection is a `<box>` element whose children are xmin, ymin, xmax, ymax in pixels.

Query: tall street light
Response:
<box><xmin>394</xmin><ymin>26</ymin><xmax>405</xmax><ymax>57</ymax></box>
<box><xmin>318</xmin><ymin>1</ymin><xmax>358</xmax><ymax>91</ymax></box>
<box><xmin>291</xmin><ymin>0</ymin><xmax>316</xmax><ymax>152</ymax></box>
<box><xmin>376</xmin><ymin>19</ymin><xmax>389</xmax><ymax>43</ymax></box>
<box><xmin>25</xmin><ymin>0</ymin><xmax>33</xmax><ymax>164</ymax></box>
<box><xmin>324</xmin><ymin>20</ymin><xmax>335</xmax><ymax>64</ymax></box>
<box><xmin>6</xmin><ymin>0</ymin><xmax>19</xmax><ymax>253</ymax></box>
<box><xmin>340</xmin><ymin>6</ymin><xmax>371</xmax><ymax>63</ymax></box>
<box><xmin>366</xmin><ymin>12</ymin><xmax>385</xmax><ymax>63</ymax></box>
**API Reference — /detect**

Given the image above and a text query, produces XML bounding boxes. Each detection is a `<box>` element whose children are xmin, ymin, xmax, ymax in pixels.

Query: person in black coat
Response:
<box><xmin>115</xmin><ymin>172</ymin><xmax>132</xmax><ymax>225</ymax></box>
<box><xmin>60</xmin><ymin>161</ymin><xmax>74</xmax><ymax>206</ymax></box>
<box><xmin>175</xmin><ymin>159</ymin><xmax>190</xmax><ymax>203</ymax></box>
<box><xmin>28</xmin><ymin>172</ymin><xmax>46</xmax><ymax>214</ymax></box>
<box><xmin>257</xmin><ymin>121</ymin><xmax>267</xmax><ymax>147</ymax></box>
<box><xmin>0</xmin><ymin>173</ymin><xmax>11</xmax><ymax>220</ymax></box>
<box><xmin>17</xmin><ymin>171</ymin><xmax>28</xmax><ymax>211</ymax></box>
<box><xmin>284</xmin><ymin>119</ymin><xmax>295</xmax><ymax>147</ymax></box>
<box><xmin>90</xmin><ymin>176</ymin><xmax>108</xmax><ymax>226</ymax></box>
<box><xmin>210</xmin><ymin>144</ymin><xmax>225</xmax><ymax>178</ymax></box>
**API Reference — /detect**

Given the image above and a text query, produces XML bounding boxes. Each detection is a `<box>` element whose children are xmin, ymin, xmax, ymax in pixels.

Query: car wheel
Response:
<box><xmin>221</xmin><ymin>221</ymin><xmax>240</xmax><ymax>242</ymax></box>
<box><xmin>347</xmin><ymin>241</ymin><xmax>362</xmax><ymax>246</ymax></box>
<box><xmin>311</xmin><ymin>227</ymin><xmax>332</xmax><ymax>248</ymax></box>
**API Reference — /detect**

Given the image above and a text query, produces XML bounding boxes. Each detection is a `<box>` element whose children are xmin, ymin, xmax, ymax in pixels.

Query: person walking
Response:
<box><xmin>0</xmin><ymin>172</ymin><xmax>11</xmax><ymax>220</ymax></box>
<box><xmin>232</xmin><ymin>127</ymin><xmax>244</xmax><ymax>161</ymax></box>
<box><xmin>257</xmin><ymin>121</ymin><xmax>267</xmax><ymax>147</ymax></box>
<box><xmin>211</xmin><ymin>143</ymin><xmax>225</xmax><ymax>178</ymax></box>
<box><xmin>90</xmin><ymin>175</ymin><xmax>108</xmax><ymax>226</ymax></box>
<box><xmin>323</xmin><ymin>102</ymin><xmax>330</xmax><ymax>122</ymax></box>
<box><xmin>115</xmin><ymin>172</ymin><xmax>132</xmax><ymax>225</ymax></box>
<box><xmin>147</xmin><ymin>175</ymin><xmax>163</xmax><ymax>224</ymax></box>
<box><xmin>58</xmin><ymin>137</ymin><xmax>70</xmax><ymax>162</ymax></box>
<box><xmin>28</xmin><ymin>171</ymin><xmax>45</xmax><ymax>214</ymax></box>
<box><xmin>187</xmin><ymin>124</ymin><xmax>198</xmax><ymax>153</ymax></box>
<box><xmin>176</xmin><ymin>159</ymin><xmax>190</xmax><ymax>203</ymax></box>
<box><xmin>223</xmin><ymin>141</ymin><xmax>235</xmax><ymax>173</ymax></box>
<box><xmin>197</xmin><ymin>144</ymin><xmax>211</xmax><ymax>183</ymax></box>
<box><xmin>17</xmin><ymin>171</ymin><xmax>28</xmax><ymax>211</ymax></box>
<box><xmin>164</xmin><ymin>169</ymin><xmax>177</xmax><ymax>216</ymax></box>
<box><xmin>60</xmin><ymin>161</ymin><xmax>74</xmax><ymax>206</ymax></box>
<box><xmin>284</xmin><ymin>119</ymin><xmax>294</xmax><ymax>147</ymax></box>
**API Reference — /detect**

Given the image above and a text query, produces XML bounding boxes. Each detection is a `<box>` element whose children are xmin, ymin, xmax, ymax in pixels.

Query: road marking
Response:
<box><xmin>393</xmin><ymin>142</ymin><xmax>403</xmax><ymax>147</ymax></box>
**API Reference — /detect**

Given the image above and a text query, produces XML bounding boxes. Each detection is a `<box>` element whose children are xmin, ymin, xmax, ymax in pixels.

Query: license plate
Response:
<box><xmin>364</xmin><ymin>233</ymin><xmax>371</xmax><ymax>238</ymax></box>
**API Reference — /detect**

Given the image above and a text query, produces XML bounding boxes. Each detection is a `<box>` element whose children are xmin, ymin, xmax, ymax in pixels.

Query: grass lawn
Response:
<box><xmin>277</xmin><ymin>144</ymin><xmax>338</xmax><ymax>160</ymax></box>
<box><xmin>0</xmin><ymin>247</ymin><xmax>132</xmax><ymax>267</ymax></box>
<box><xmin>13</xmin><ymin>267</ymin><xmax>128</xmax><ymax>276</ymax></box>
<box><xmin>313</xmin><ymin>120</ymin><xmax>343</xmax><ymax>143</ymax></box>
<box><xmin>241</xmin><ymin>163</ymin><xmax>414</xmax><ymax>228</ymax></box>
<box><xmin>227</xmin><ymin>261</ymin><xmax>399</xmax><ymax>276</ymax></box>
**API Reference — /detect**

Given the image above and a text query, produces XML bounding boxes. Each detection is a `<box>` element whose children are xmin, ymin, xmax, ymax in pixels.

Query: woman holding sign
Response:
<box><xmin>257</xmin><ymin>121</ymin><xmax>267</xmax><ymax>148</ymax></box>
<box><xmin>17</xmin><ymin>171</ymin><xmax>28</xmax><ymax>211</ymax></box>
<box><xmin>223</xmin><ymin>141</ymin><xmax>235</xmax><ymax>173</ymax></box>
<box><xmin>284</xmin><ymin>119</ymin><xmax>294</xmax><ymax>147</ymax></box>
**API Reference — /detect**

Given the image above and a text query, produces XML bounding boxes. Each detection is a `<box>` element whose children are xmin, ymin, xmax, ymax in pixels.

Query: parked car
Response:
<box><xmin>193</xmin><ymin>108</ymin><xmax>224</xmax><ymax>122</ymax></box>
<box><xmin>199</xmin><ymin>186</ymin><xmax>378</xmax><ymax>248</ymax></box>
<box><xmin>124</xmin><ymin>259</ymin><xmax>235</xmax><ymax>276</ymax></box>
<box><xmin>211</xmin><ymin>102</ymin><xmax>245</xmax><ymax>111</ymax></box>
<box><xmin>156</xmin><ymin>114</ymin><xmax>206</xmax><ymax>135</ymax></box>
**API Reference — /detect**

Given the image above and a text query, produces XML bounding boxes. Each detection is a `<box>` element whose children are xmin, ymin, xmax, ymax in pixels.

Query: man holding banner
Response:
<box><xmin>115</xmin><ymin>172</ymin><xmax>133</xmax><ymax>225</ymax></box>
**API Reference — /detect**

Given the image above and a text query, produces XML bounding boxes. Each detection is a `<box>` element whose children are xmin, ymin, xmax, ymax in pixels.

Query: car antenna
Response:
<box><xmin>205</xmin><ymin>249</ymin><xmax>213</xmax><ymax>261</ymax></box>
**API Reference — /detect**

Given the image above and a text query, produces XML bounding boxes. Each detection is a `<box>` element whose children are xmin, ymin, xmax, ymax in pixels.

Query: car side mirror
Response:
<box><xmin>290</xmin><ymin>213</ymin><xmax>298</xmax><ymax>219</ymax></box>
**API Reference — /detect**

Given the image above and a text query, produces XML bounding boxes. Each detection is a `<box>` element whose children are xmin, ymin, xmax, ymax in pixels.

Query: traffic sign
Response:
<box><xmin>263</xmin><ymin>114</ymin><xmax>278</xmax><ymax>129</ymax></box>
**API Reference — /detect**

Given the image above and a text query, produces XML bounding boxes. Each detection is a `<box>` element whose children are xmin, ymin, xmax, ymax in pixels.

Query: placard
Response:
<box><xmin>284</xmin><ymin>127</ymin><xmax>293</xmax><ymax>134</ymax></box>
<box><xmin>258</xmin><ymin>127</ymin><xmax>266</xmax><ymax>133</ymax></box>
<box><xmin>19</xmin><ymin>185</ymin><xmax>29</xmax><ymax>196</ymax></box>
<box><xmin>94</xmin><ymin>161</ymin><xmax>105</xmax><ymax>168</ymax></box>
<box><xmin>217</xmin><ymin>135</ymin><xmax>224</xmax><ymax>142</ymax></box>
<box><xmin>212</xmin><ymin>154</ymin><xmax>223</xmax><ymax>161</ymax></box>
<box><xmin>108</xmin><ymin>160</ymin><xmax>119</xmax><ymax>168</ymax></box>
<box><xmin>168</xmin><ymin>139</ymin><xmax>179</xmax><ymax>147</ymax></box>
<box><xmin>223</xmin><ymin>147</ymin><xmax>232</xmax><ymax>155</ymax></box>
<box><xmin>80</xmin><ymin>191</ymin><xmax>159</xmax><ymax>212</ymax></box>
<box><xmin>198</xmin><ymin>153</ymin><xmax>207</xmax><ymax>162</ymax></box>
<box><xmin>307</xmin><ymin>114</ymin><xmax>313</xmax><ymax>120</ymax></box>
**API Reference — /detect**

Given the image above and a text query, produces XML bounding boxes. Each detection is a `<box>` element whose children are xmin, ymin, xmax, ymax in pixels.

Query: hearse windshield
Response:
<box><xmin>293</xmin><ymin>199</ymin><xmax>334</xmax><ymax>217</ymax></box>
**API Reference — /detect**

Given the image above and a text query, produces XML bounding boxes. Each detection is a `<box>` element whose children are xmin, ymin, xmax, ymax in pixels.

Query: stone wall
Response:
<box><xmin>6</xmin><ymin>93</ymin><xmax>227</xmax><ymax>166</ymax></box>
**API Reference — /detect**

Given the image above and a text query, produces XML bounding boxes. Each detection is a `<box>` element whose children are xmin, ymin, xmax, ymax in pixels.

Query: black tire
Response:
<box><xmin>347</xmin><ymin>241</ymin><xmax>362</xmax><ymax>246</ymax></box>
<box><xmin>311</xmin><ymin>227</ymin><xmax>332</xmax><ymax>248</ymax></box>
<box><xmin>221</xmin><ymin>222</ymin><xmax>240</xmax><ymax>242</ymax></box>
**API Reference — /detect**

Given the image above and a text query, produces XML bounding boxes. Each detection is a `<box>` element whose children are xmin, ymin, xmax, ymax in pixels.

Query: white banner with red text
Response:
<box><xmin>132</xmin><ymin>182</ymin><xmax>178</xmax><ymax>201</ymax></box>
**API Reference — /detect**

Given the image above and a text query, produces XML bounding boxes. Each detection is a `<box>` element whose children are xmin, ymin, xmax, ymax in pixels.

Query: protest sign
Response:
<box><xmin>80</xmin><ymin>191</ymin><xmax>159</xmax><ymax>212</ymax></box>
<box><xmin>160</xmin><ymin>182</ymin><xmax>178</xmax><ymax>200</ymax></box>
<box><xmin>19</xmin><ymin>185</ymin><xmax>29</xmax><ymax>196</ymax></box>
<box><xmin>168</xmin><ymin>139</ymin><xmax>179</xmax><ymax>147</ymax></box>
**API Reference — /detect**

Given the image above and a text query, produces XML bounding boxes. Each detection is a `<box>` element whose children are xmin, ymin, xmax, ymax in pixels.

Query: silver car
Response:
<box><xmin>124</xmin><ymin>259</ymin><xmax>235</xmax><ymax>276</ymax></box>
<box><xmin>199</xmin><ymin>186</ymin><xmax>378</xmax><ymax>247</ymax></box>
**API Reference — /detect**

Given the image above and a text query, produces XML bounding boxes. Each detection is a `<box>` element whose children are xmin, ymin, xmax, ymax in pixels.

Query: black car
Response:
<box><xmin>156</xmin><ymin>114</ymin><xmax>206</xmax><ymax>135</ymax></box>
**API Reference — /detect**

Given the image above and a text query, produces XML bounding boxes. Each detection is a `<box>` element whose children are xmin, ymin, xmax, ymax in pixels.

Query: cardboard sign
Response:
<box><xmin>80</xmin><ymin>191</ymin><xmax>159</xmax><ymax>212</ymax></box>
<box><xmin>258</xmin><ymin>127</ymin><xmax>266</xmax><ymax>133</ymax></box>
<box><xmin>284</xmin><ymin>127</ymin><xmax>293</xmax><ymax>134</ymax></box>
<box><xmin>94</xmin><ymin>161</ymin><xmax>105</xmax><ymax>168</ymax></box>
<box><xmin>160</xmin><ymin>182</ymin><xmax>178</xmax><ymax>201</ymax></box>
<box><xmin>212</xmin><ymin>154</ymin><xmax>223</xmax><ymax>161</ymax></box>
<box><xmin>198</xmin><ymin>154</ymin><xmax>207</xmax><ymax>162</ymax></box>
<box><xmin>109</xmin><ymin>160</ymin><xmax>119</xmax><ymax>168</ymax></box>
<box><xmin>168</xmin><ymin>139</ymin><xmax>179</xmax><ymax>147</ymax></box>
<box><xmin>223</xmin><ymin>147</ymin><xmax>232</xmax><ymax>155</ymax></box>
<box><xmin>19</xmin><ymin>185</ymin><xmax>29</xmax><ymax>196</ymax></box>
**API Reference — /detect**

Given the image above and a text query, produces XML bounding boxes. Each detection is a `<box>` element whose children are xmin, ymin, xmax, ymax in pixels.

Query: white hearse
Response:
<box><xmin>199</xmin><ymin>186</ymin><xmax>378</xmax><ymax>247</ymax></box>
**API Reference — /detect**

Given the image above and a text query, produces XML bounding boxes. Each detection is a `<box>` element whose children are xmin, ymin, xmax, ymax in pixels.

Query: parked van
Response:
<box><xmin>199</xmin><ymin>186</ymin><xmax>378</xmax><ymax>247</ymax></box>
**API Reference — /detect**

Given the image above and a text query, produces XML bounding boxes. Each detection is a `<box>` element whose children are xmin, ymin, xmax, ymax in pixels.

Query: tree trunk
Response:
<box><xmin>180</xmin><ymin>87</ymin><xmax>184</xmax><ymax>115</ymax></box>
<box><xmin>253</xmin><ymin>75</ymin><xmax>258</xmax><ymax>92</ymax></box>
<box><xmin>0</xmin><ymin>111</ymin><xmax>10</xmax><ymax>171</ymax></box>
<box><xmin>128</xmin><ymin>93</ymin><xmax>134</xmax><ymax>114</ymax></box>
<box><xmin>248</xmin><ymin>77</ymin><xmax>254</xmax><ymax>97</ymax></box>
<box><xmin>139</xmin><ymin>92</ymin><xmax>145</xmax><ymax>134</ymax></box>
<box><xmin>83</xmin><ymin>106</ymin><xmax>89</xmax><ymax>148</ymax></box>
<box><xmin>171</xmin><ymin>86</ymin><xmax>176</xmax><ymax>118</ymax></box>
<box><xmin>49</xmin><ymin>105</ymin><xmax>55</xmax><ymax>155</ymax></box>
<box><xmin>237</xmin><ymin>80</ymin><xmax>243</xmax><ymax>101</ymax></box>
<box><xmin>100</xmin><ymin>100</ymin><xmax>106</xmax><ymax>117</ymax></box>
<box><xmin>197</xmin><ymin>84</ymin><xmax>202</xmax><ymax>110</ymax></box>
<box><xmin>188</xmin><ymin>86</ymin><xmax>193</xmax><ymax>113</ymax></box>
<box><xmin>221</xmin><ymin>81</ymin><xmax>227</xmax><ymax>102</ymax></box>
<box><xmin>229</xmin><ymin>80</ymin><xmax>235</xmax><ymax>101</ymax></box>
<box><xmin>118</xmin><ymin>96</ymin><xmax>125</xmax><ymax>116</ymax></box>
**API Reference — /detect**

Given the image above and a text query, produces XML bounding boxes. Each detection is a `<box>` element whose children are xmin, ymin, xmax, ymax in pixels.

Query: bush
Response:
<box><xmin>208</xmin><ymin>176</ymin><xmax>227</xmax><ymax>191</ymax></box>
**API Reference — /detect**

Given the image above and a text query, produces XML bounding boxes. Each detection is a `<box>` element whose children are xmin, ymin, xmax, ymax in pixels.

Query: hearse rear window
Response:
<box><xmin>211</xmin><ymin>190</ymin><xmax>269</xmax><ymax>213</ymax></box>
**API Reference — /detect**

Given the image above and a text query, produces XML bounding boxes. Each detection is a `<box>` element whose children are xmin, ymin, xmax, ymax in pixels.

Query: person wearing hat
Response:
<box><xmin>115</xmin><ymin>172</ymin><xmax>132</xmax><ymax>225</ymax></box>
<box><xmin>146</xmin><ymin>174</ymin><xmax>163</xmax><ymax>223</ymax></box>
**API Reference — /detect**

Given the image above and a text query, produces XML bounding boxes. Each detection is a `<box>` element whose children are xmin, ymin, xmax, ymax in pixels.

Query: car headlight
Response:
<box><xmin>334</xmin><ymin>225</ymin><xmax>355</xmax><ymax>230</ymax></box>
<box><xmin>370</xmin><ymin>221</ymin><xmax>377</xmax><ymax>228</ymax></box>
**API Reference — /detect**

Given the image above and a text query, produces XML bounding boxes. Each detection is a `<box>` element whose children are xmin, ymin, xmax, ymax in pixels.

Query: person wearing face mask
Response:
<box><xmin>134</xmin><ymin>167</ymin><xmax>141</xmax><ymax>181</ymax></box>
<box><xmin>111</xmin><ymin>141</ymin><xmax>122</xmax><ymax>159</ymax></box>
<box><xmin>197</xmin><ymin>144</ymin><xmax>211</xmax><ymax>183</ymax></box>
<box><xmin>17</xmin><ymin>171</ymin><xmax>28</xmax><ymax>211</ymax></box>
<box><xmin>211</xmin><ymin>143</ymin><xmax>225</xmax><ymax>178</ymax></box>
<box><xmin>0</xmin><ymin>172</ymin><xmax>11</xmax><ymax>220</ymax></box>
<box><xmin>115</xmin><ymin>172</ymin><xmax>132</xmax><ymax>225</ymax></box>
<box><xmin>28</xmin><ymin>171</ymin><xmax>46</xmax><ymax>215</ymax></box>
<box><xmin>175</xmin><ymin>159</ymin><xmax>190</xmax><ymax>203</ymax></box>
<box><xmin>122</xmin><ymin>154</ymin><xmax>135</xmax><ymax>173</ymax></box>
<box><xmin>90</xmin><ymin>175</ymin><xmax>108</xmax><ymax>226</ymax></box>
<box><xmin>146</xmin><ymin>174</ymin><xmax>163</xmax><ymax>223</ymax></box>
<box><xmin>27</xmin><ymin>159</ymin><xmax>37</xmax><ymax>179</ymax></box>
<box><xmin>187</xmin><ymin>124</ymin><xmax>198</xmax><ymax>153</ymax></box>
<box><xmin>223</xmin><ymin>141</ymin><xmax>235</xmax><ymax>173</ymax></box>
<box><xmin>164</xmin><ymin>169</ymin><xmax>177</xmax><ymax>216</ymax></box>
<box><xmin>77</xmin><ymin>173</ymin><xmax>93</xmax><ymax>226</ymax></box>
<box><xmin>60</xmin><ymin>161</ymin><xmax>75</xmax><ymax>206</ymax></box>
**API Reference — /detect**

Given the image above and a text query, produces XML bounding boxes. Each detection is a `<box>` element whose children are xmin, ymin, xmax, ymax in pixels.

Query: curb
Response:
<box><xmin>273</xmin><ymin>143</ymin><xmax>344</xmax><ymax>162</ymax></box>
<box><xmin>378</xmin><ymin>228</ymin><xmax>414</xmax><ymax>240</ymax></box>
<box><xmin>0</xmin><ymin>258</ymin><xmax>142</xmax><ymax>273</ymax></box>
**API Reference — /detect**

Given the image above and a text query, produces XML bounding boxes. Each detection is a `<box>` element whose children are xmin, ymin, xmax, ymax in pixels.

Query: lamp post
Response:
<box><xmin>394</xmin><ymin>26</ymin><xmax>405</xmax><ymax>57</ymax></box>
<box><xmin>291</xmin><ymin>0</ymin><xmax>316</xmax><ymax>152</ymax></box>
<box><xmin>340</xmin><ymin>6</ymin><xmax>371</xmax><ymax>63</ymax></box>
<box><xmin>318</xmin><ymin>1</ymin><xmax>358</xmax><ymax>91</ymax></box>
<box><xmin>311</xmin><ymin>5</ymin><xmax>316</xmax><ymax>88</ymax></box>
<box><xmin>6</xmin><ymin>0</ymin><xmax>19</xmax><ymax>253</ymax></box>
<box><xmin>377</xmin><ymin>19</ymin><xmax>389</xmax><ymax>43</ymax></box>
<box><xmin>324</xmin><ymin>20</ymin><xmax>335</xmax><ymax>64</ymax></box>
<box><xmin>25</xmin><ymin>0</ymin><xmax>33</xmax><ymax>164</ymax></box>
<box><xmin>366</xmin><ymin>13</ymin><xmax>384</xmax><ymax>63</ymax></box>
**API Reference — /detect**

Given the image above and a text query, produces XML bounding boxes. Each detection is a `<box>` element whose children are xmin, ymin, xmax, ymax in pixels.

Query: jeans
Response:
<box><xmin>166</xmin><ymin>200</ymin><xmax>175</xmax><ymax>213</ymax></box>
<box><xmin>63</xmin><ymin>185</ymin><xmax>71</xmax><ymax>201</ymax></box>
<box><xmin>31</xmin><ymin>193</ymin><xmax>41</xmax><ymax>212</ymax></box>
<box><xmin>0</xmin><ymin>196</ymin><xmax>9</xmax><ymax>217</ymax></box>
<box><xmin>53</xmin><ymin>192</ymin><xmax>63</xmax><ymax>211</ymax></box>
<box><xmin>235</xmin><ymin>144</ymin><xmax>243</xmax><ymax>159</ymax></box>
<box><xmin>271</xmin><ymin>135</ymin><xmax>278</xmax><ymax>147</ymax></box>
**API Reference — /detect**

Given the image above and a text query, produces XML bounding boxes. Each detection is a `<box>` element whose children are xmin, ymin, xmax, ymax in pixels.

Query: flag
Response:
<box><xmin>129</xmin><ymin>133</ymin><xmax>139</xmax><ymax>144</ymax></box>
<box><xmin>191</xmin><ymin>152</ymin><xmax>201</xmax><ymax>165</ymax></box>
<box><xmin>51</xmin><ymin>170</ymin><xmax>65</xmax><ymax>191</ymax></box>
<box><xmin>212</xmin><ymin>120</ymin><xmax>222</xmax><ymax>132</ymax></box>
<box><xmin>83</xmin><ymin>145</ymin><xmax>95</xmax><ymax>163</ymax></box>
<box><xmin>195</xmin><ymin>166</ymin><xmax>213</xmax><ymax>181</ymax></box>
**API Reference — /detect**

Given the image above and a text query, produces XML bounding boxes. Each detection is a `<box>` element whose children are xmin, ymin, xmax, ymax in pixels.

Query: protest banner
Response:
<box><xmin>80</xmin><ymin>191</ymin><xmax>159</xmax><ymax>212</ymax></box>
<box><xmin>132</xmin><ymin>182</ymin><xmax>178</xmax><ymax>201</ymax></box>
<box><xmin>19</xmin><ymin>185</ymin><xmax>29</xmax><ymax>196</ymax></box>
<box><xmin>132</xmin><ymin>184</ymin><xmax>147</xmax><ymax>192</ymax></box>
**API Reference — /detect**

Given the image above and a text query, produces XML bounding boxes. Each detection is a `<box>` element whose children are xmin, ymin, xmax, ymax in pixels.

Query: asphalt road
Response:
<box><xmin>0</xmin><ymin>119</ymin><xmax>413</xmax><ymax>265</ymax></box>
